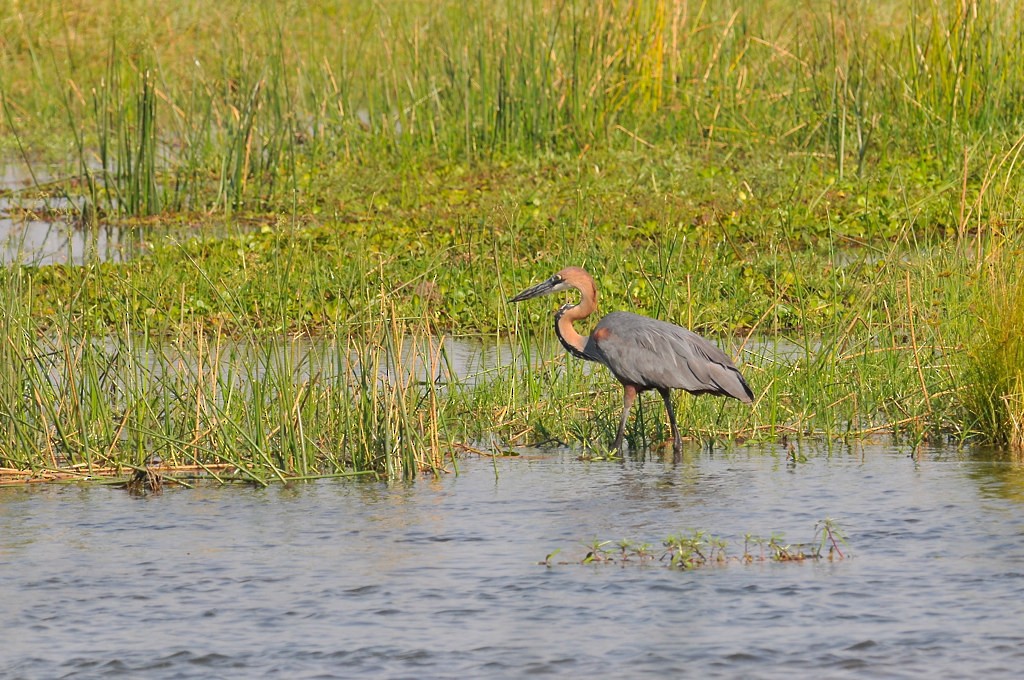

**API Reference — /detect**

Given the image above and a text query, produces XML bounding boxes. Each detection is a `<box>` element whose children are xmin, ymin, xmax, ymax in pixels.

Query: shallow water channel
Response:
<box><xmin>1</xmin><ymin>164</ymin><xmax>129</xmax><ymax>266</ymax></box>
<box><xmin>2</xmin><ymin>444</ymin><xmax>1023</xmax><ymax>678</ymax></box>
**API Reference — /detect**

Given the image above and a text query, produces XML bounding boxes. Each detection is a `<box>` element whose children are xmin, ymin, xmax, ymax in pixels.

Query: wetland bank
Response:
<box><xmin>2</xmin><ymin>0</ymin><xmax>1024</xmax><ymax>478</ymax></box>
<box><xmin>4</xmin><ymin>2</ymin><xmax>1024</xmax><ymax>677</ymax></box>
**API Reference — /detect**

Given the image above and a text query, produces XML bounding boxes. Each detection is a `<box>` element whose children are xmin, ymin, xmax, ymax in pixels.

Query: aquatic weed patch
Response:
<box><xmin>544</xmin><ymin>520</ymin><xmax>848</xmax><ymax>570</ymax></box>
<box><xmin>5</xmin><ymin>147</ymin><xmax>1010</xmax><ymax>338</ymax></box>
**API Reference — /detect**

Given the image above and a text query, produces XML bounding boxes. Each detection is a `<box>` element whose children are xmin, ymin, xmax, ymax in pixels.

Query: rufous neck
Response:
<box><xmin>554</xmin><ymin>297</ymin><xmax>595</xmax><ymax>358</ymax></box>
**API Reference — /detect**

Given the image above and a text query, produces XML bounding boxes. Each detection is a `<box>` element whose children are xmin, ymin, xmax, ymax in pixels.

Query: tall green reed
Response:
<box><xmin>0</xmin><ymin>265</ymin><xmax>461</xmax><ymax>481</ymax></box>
<box><xmin>955</xmin><ymin>267</ymin><xmax>1024</xmax><ymax>449</ymax></box>
<box><xmin>7</xmin><ymin>0</ymin><xmax>1024</xmax><ymax>215</ymax></box>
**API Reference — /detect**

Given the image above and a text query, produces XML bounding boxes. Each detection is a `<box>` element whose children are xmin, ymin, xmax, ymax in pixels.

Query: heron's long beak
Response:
<box><xmin>510</xmin><ymin>276</ymin><xmax>561</xmax><ymax>302</ymax></box>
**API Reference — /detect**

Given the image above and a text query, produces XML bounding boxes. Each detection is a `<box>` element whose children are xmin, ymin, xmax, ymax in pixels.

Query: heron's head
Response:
<box><xmin>510</xmin><ymin>266</ymin><xmax>595</xmax><ymax>303</ymax></box>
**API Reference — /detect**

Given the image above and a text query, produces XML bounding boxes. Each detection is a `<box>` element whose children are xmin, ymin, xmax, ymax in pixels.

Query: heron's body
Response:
<box><xmin>511</xmin><ymin>266</ymin><xmax>753</xmax><ymax>452</ymax></box>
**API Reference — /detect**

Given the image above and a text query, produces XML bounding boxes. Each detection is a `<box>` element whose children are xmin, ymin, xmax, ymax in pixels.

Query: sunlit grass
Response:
<box><xmin>957</xmin><ymin>256</ymin><xmax>1024</xmax><ymax>451</ymax></box>
<box><xmin>3</xmin><ymin>0</ymin><xmax>1024</xmax><ymax>481</ymax></box>
<box><xmin>4</xmin><ymin>204</ymin><xmax>1024</xmax><ymax>481</ymax></box>
<box><xmin>1</xmin><ymin>228</ymin><xmax>1022</xmax><ymax>483</ymax></box>
<box><xmin>3</xmin><ymin>1</ymin><xmax>1024</xmax><ymax>214</ymax></box>
<box><xmin>0</xmin><ymin>268</ymin><xmax>462</xmax><ymax>482</ymax></box>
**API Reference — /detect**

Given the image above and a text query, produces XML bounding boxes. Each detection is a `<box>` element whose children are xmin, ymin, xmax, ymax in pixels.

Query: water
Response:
<box><xmin>2</xmin><ymin>445</ymin><xmax>1023</xmax><ymax>679</ymax></box>
<box><xmin>2</xmin><ymin>161</ymin><xmax>131</xmax><ymax>265</ymax></box>
<box><xmin>0</xmin><ymin>162</ymin><xmax>248</xmax><ymax>266</ymax></box>
<box><xmin>0</xmin><ymin>212</ymin><xmax>131</xmax><ymax>266</ymax></box>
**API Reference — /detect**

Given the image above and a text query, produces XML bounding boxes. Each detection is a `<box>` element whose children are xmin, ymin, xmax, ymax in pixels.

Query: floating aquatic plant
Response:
<box><xmin>543</xmin><ymin>521</ymin><xmax>849</xmax><ymax>570</ymax></box>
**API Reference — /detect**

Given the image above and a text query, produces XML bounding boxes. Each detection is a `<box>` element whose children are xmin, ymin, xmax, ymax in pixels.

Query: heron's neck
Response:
<box><xmin>554</xmin><ymin>301</ymin><xmax>594</xmax><ymax>359</ymax></box>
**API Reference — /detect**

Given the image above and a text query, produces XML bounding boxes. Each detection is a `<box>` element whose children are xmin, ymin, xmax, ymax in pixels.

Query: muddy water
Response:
<box><xmin>2</xmin><ymin>445</ymin><xmax>1023</xmax><ymax>678</ymax></box>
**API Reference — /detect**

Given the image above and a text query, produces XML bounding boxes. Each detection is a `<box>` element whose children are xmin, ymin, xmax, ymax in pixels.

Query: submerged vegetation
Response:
<box><xmin>2</xmin><ymin>0</ymin><xmax>1024</xmax><ymax>482</ymax></box>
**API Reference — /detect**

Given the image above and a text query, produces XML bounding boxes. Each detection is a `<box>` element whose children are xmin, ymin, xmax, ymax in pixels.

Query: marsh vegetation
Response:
<box><xmin>2</xmin><ymin>0</ymin><xmax>1023</xmax><ymax>482</ymax></box>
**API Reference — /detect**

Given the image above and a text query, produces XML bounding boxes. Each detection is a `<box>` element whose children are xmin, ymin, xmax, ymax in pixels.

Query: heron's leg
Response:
<box><xmin>658</xmin><ymin>387</ymin><xmax>683</xmax><ymax>453</ymax></box>
<box><xmin>612</xmin><ymin>384</ymin><xmax>638</xmax><ymax>451</ymax></box>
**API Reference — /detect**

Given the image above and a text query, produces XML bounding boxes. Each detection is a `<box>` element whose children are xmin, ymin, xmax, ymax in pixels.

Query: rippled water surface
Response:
<box><xmin>3</xmin><ymin>445</ymin><xmax>1024</xmax><ymax>679</ymax></box>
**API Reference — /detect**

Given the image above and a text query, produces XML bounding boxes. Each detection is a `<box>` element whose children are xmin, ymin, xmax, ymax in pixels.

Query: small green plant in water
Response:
<box><xmin>664</xmin><ymin>530</ymin><xmax>731</xmax><ymax>569</ymax></box>
<box><xmin>545</xmin><ymin>522</ymin><xmax>848</xmax><ymax>569</ymax></box>
<box><xmin>816</xmin><ymin>518</ymin><xmax>848</xmax><ymax>560</ymax></box>
<box><xmin>580</xmin><ymin>539</ymin><xmax>615</xmax><ymax>565</ymax></box>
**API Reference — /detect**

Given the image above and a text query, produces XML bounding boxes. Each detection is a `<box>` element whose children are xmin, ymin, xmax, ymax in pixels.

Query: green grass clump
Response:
<box><xmin>0</xmin><ymin>270</ymin><xmax>457</xmax><ymax>482</ymax></box>
<box><xmin>958</xmin><ymin>257</ymin><xmax>1024</xmax><ymax>451</ymax></box>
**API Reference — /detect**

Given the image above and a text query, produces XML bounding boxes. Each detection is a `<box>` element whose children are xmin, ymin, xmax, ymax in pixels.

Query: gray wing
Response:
<box><xmin>584</xmin><ymin>311</ymin><xmax>753</xmax><ymax>402</ymax></box>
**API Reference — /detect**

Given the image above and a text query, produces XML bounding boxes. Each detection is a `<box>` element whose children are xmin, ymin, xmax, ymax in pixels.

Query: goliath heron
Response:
<box><xmin>510</xmin><ymin>266</ymin><xmax>753</xmax><ymax>452</ymax></box>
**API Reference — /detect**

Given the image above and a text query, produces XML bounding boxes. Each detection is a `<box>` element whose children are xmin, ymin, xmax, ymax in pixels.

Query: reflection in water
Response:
<box><xmin>2</xmin><ymin>445</ymin><xmax>1024</xmax><ymax>678</ymax></box>
<box><xmin>966</xmin><ymin>455</ymin><xmax>1024</xmax><ymax>504</ymax></box>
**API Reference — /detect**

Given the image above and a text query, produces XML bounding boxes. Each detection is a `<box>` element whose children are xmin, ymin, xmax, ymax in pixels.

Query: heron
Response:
<box><xmin>510</xmin><ymin>266</ymin><xmax>753</xmax><ymax>453</ymax></box>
